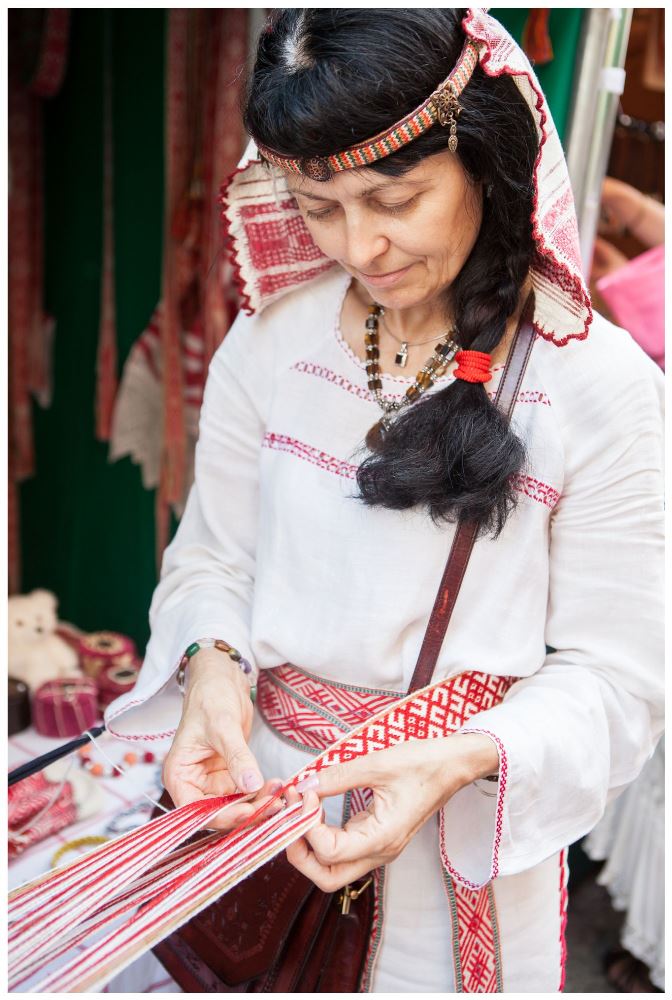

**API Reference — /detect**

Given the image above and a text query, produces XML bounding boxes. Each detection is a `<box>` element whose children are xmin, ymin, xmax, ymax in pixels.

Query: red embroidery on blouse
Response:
<box><xmin>263</xmin><ymin>433</ymin><xmax>561</xmax><ymax>510</ymax></box>
<box><xmin>292</xmin><ymin>360</ymin><xmax>551</xmax><ymax>407</ymax></box>
<box><xmin>510</xmin><ymin>474</ymin><xmax>560</xmax><ymax>509</ymax></box>
<box><xmin>262</xmin><ymin>432</ymin><xmax>358</xmax><ymax>479</ymax></box>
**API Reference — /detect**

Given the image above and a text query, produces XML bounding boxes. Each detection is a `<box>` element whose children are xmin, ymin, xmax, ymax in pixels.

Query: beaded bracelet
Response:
<box><xmin>176</xmin><ymin>638</ymin><xmax>257</xmax><ymax>700</ymax></box>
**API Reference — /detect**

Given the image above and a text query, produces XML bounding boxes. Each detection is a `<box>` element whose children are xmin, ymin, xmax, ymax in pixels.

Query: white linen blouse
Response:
<box><xmin>106</xmin><ymin>265</ymin><xmax>664</xmax><ymax>991</ymax></box>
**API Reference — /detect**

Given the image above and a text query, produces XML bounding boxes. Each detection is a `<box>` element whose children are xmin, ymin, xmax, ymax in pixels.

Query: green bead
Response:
<box><xmin>228</xmin><ymin>648</ymin><xmax>241</xmax><ymax>661</ymax></box>
<box><xmin>185</xmin><ymin>642</ymin><xmax>201</xmax><ymax>658</ymax></box>
<box><xmin>250</xmin><ymin>685</ymin><xmax>257</xmax><ymax>704</ymax></box>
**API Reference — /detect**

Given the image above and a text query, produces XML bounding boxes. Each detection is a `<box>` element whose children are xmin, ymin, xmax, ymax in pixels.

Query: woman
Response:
<box><xmin>106</xmin><ymin>9</ymin><xmax>664</xmax><ymax>993</ymax></box>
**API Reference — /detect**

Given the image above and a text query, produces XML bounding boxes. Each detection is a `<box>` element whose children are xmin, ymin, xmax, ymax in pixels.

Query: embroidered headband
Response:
<box><xmin>255</xmin><ymin>38</ymin><xmax>481</xmax><ymax>182</ymax></box>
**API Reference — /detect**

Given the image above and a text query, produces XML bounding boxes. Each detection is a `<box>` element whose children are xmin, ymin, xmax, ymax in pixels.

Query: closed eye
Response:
<box><xmin>305</xmin><ymin>197</ymin><xmax>417</xmax><ymax>221</ymax></box>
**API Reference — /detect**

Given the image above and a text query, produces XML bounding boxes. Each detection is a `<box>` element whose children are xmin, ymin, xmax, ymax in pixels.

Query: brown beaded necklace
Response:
<box><xmin>364</xmin><ymin>303</ymin><xmax>459</xmax><ymax>449</ymax></box>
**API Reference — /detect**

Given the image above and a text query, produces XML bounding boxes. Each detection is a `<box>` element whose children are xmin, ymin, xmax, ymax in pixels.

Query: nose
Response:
<box><xmin>343</xmin><ymin>213</ymin><xmax>390</xmax><ymax>274</ymax></box>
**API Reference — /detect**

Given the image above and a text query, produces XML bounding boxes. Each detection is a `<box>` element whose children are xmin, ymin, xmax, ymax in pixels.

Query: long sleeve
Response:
<box><xmin>105</xmin><ymin>308</ymin><xmax>270</xmax><ymax>735</ymax></box>
<box><xmin>440</xmin><ymin>333</ymin><xmax>664</xmax><ymax>889</ymax></box>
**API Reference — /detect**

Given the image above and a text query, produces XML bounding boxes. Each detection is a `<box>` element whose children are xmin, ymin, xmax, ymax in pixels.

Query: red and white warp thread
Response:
<box><xmin>9</xmin><ymin>678</ymin><xmax>475</xmax><ymax>992</ymax></box>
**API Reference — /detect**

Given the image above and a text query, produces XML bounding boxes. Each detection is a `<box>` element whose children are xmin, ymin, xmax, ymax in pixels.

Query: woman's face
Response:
<box><xmin>286</xmin><ymin>150</ymin><xmax>483</xmax><ymax>312</ymax></box>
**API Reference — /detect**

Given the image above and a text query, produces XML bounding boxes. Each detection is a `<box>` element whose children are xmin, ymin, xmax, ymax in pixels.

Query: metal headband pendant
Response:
<box><xmin>431</xmin><ymin>86</ymin><xmax>461</xmax><ymax>152</ymax></box>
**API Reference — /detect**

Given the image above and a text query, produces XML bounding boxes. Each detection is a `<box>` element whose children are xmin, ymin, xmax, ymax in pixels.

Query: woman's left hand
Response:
<box><xmin>285</xmin><ymin>733</ymin><xmax>498</xmax><ymax>892</ymax></box>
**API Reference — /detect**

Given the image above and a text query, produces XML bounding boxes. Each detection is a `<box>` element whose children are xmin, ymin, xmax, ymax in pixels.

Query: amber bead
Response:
<box><xmin>417</xmin><ymin>371</ymin><xmax>432</xmax><ymax>389</ymax></box>
<box><xmin>366</xmin><ymin>362</ymin><xmax>380</xmax><ymax>376</ymax></box>
<box><xmin>433</xmin><ymin>363</ymin><xmax>448</xmax><ymax>377</ymax></box>
<box><xmin>369</xmin><ymin>378</ymin><xmax>383</xmax><ymax>390</ymax></box>
<box><xmin>365</xmin><ymin>345</ymin><xmax>380</xmax><ymax>360</ymax></box>
<box><xmin>406</xmin><ymin>385</ymin><xmax>421</xmax><ymax>401</ymax></box>
<box><xmin>123</xmin><ymin>752</ymin><xmax>138</xmax><ymax>765</ymax></box>
<box><xmin>425</xmin><ymin>357</ymin><xmax>440</xmax><ymax>372</ymax></box>
<box><xmin>436</xmin><ymin>341</ymin><xmax>454</xmax><ymax>358</ymax></box>
<box><xmin>364</xmin><ymin>332</ymin><xmax>377</xmax><ymax>346</ymax></box>
<box><xmin>90</xmin><ymin>763</ymin><xmax>104</xmax><ymax>777</ymax></box>
<box><xmin>368</xmin><ymin>304</ymin><xmax>379</xmax><ymax>314</ymax></box>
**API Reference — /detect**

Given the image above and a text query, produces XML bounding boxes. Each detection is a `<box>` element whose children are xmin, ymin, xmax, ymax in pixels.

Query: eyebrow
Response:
<box><xmin>287</xmin><ymin>180</ymin><xmax>409</xmax><ymax>201</ymax></box>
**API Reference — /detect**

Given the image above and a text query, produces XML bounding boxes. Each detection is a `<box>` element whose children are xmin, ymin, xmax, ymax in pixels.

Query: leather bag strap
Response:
<box><xmin>407</xmin><ymin>290</ymin><xmax>536</xmax><ymax>694</ymax></box>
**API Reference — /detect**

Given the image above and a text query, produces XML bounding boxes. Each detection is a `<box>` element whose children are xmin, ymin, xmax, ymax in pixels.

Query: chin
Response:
<box><xmin>363</xmin><ymin>284</ymin><xmax>428</xmax><ymax>310</ymax></box>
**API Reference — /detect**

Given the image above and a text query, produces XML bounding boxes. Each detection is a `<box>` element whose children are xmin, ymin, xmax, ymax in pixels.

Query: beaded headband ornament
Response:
<box><xmin>256</xmin><ymin>38</ymin><xmax>481</xmax><ymax>181</ymax></box>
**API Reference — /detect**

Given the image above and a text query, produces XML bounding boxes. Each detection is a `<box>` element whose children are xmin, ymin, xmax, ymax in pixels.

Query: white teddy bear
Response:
<box><xmin>8</xmin><ymin>590</ymin><xmax>82</xmax><ymax>691</ymax></box>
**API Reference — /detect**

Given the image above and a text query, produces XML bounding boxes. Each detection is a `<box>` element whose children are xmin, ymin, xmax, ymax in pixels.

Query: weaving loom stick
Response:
<box><xmin>10</xmin><ymin>677</ymin><xmax>466</xmax><ymax>992</ymax></box>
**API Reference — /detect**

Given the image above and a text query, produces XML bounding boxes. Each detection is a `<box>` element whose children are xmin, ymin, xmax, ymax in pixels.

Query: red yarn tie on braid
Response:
<box><xmin>454</xmin><ymin>350</ymin><xmax>492</xmax><ymax>383</ymax></box>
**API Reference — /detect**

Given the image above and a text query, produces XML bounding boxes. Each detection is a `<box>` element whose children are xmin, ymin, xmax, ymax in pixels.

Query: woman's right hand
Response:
<box><xmin>162</xmin><ymin>650</ymin><xmax>282</xmax><ymax>831</ymax></box>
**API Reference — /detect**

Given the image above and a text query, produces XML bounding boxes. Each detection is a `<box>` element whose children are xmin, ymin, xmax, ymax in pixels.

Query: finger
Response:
<box><xmin>202</xmin><ymin>799</ymin><xmax>261</xmax><ymax>832</ymax></box>
<box><xmin>296</xmin><ymin>756</ymin><xmax>387</xmax><ymax>799</ymax></box>
<box><xmin>285</xmin><ymin>835</ymin><xmax>376</xmax><ymax>893</ymax></box>
<box><xmin>304</xmin><ymin>808</ymin><xmax>388</xmax><ymax>866</ymax></box>
<box><xmin>210</xmin><ymin>720</ymin><xmax>264</xmax><ymax>794</ymax></box>
<box><xmin>294</xmin><ymin>789</ymin><xmax>387</xmax><ymax>867</ymax></box>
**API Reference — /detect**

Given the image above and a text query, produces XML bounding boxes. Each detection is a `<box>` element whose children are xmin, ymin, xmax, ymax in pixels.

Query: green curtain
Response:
<box><xmin>490</xmin><ymin>9</ymin><xmax>584</xmax><ymax>140</ymax></box>
<box><xmin>19</xmin><ymin>10</ymin><xmax>165</xmax><ymax>648</ymax></box>
<box><xmin>18</xmin><ymin>9</ymin><xmax>585</xmax><ymax>651</ymax></box>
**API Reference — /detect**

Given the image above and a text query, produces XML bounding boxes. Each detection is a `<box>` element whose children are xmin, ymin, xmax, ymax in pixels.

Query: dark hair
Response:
<box><xmin>244</xmin><ymin>9</ymin><xmax>538</xmax><ymax>538</ymax></box>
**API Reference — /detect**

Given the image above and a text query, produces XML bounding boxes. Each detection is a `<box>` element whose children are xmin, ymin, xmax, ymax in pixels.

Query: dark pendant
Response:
<box><xmin>394</xmin><ymin>342</ymin><xmax>409</xmax><ymax>367</ymax></box>
<box><xmin>365</xmin><ymin>419</ymin><xmax>387</xmax><ymax>450</ymax></box>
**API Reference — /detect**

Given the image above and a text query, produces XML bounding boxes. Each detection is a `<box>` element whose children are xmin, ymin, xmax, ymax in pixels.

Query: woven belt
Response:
<box><xmin>257</xmin><ymin>664</ymin><xmax>515</xmax><ymax>992</ymax></box>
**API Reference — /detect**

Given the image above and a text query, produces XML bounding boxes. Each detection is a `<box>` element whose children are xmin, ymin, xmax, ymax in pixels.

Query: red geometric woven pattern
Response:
<box><xmin>258</xmin><ymin>665</ymin><xmax>399</xmax><ymax>749</ymax></box>
<box><xmin>454</xmin><ymin>886</ymin><xmax>498</xmax><ymax>992</ymax></box>
<box><xmin>258</xmin><ymin>665</ymin><xmax>517</xmax><ymax>992</ymax></box>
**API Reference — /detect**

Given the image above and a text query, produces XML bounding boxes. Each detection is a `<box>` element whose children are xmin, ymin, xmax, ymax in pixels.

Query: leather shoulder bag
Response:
<box><xmin>151</xmin><ymin>292</ymin><xmax>537</xmax><ymax>992</ymax></box>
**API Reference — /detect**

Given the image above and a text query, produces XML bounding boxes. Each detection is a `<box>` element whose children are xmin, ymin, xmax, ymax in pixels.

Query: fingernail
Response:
<box><xmin>241</xmin><ymin>770</ymin><xmax>263</xmax><ymax>793</ymax></box>
<box><xmin>295</xmin><ymin>774</ymin><xmax>319</xmax><ymax>793</ymax></box>
<box><xmin>269</xmin><ymin>780</ymin><xmax>284</xmax><ymax>794</ymax></box>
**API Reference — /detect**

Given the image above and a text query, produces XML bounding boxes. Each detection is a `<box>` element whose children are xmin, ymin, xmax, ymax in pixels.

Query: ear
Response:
<box><xmin>30</xmin><ymin>589</ymin><xmax>58</xmax><ymax>611</ymax></box>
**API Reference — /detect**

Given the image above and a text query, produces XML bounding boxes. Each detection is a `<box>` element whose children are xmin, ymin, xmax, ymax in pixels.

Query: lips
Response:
<box><xmin>357</xmin><ymin>264</ymin><xmax>413</xmax><ymax>287</ymax></box>
<box><xmin>361</xmin><ymin>266</ymin><xmax>410</xmax><ymax>278</ymax></box>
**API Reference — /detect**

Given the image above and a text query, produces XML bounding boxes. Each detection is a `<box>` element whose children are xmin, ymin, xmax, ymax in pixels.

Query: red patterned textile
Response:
<box><xmin>220</xmin><ymin>9</ymin><xmax>591</xmax><ymax>348</ymax></box>
<box><xmin>95</xmin><ymin>23</ymin><xmax>118</xmax><ymax>442</ymax></box>
<box><xmin>257</xmin><ymin>664</ymin><xmax>517</xmax><ymax>993</ymax></box>
<box><xmin>8</xmin><ymin>772</ymin><xmax>77</xmax><ymax>859</ymax></box>
<box><xmin>109</xmin><ymin>11</ymin><xmax>248</xmax><ymax>556</ymax></box>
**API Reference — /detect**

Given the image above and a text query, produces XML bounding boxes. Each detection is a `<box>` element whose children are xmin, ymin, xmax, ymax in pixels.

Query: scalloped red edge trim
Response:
<box><xmin>218</xmin><ymin>163</ymin><xmax>258</xmax><ymax>317</ymax></box>
<box><xmin>439</xmin><ymin>725</ymin><xmax>508</xmax><ymax>889</ymax></box>
<box><xmin>462</xmin><ymin>11</ymin><xmax>593</xmax><ymax>348</ymax></box>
